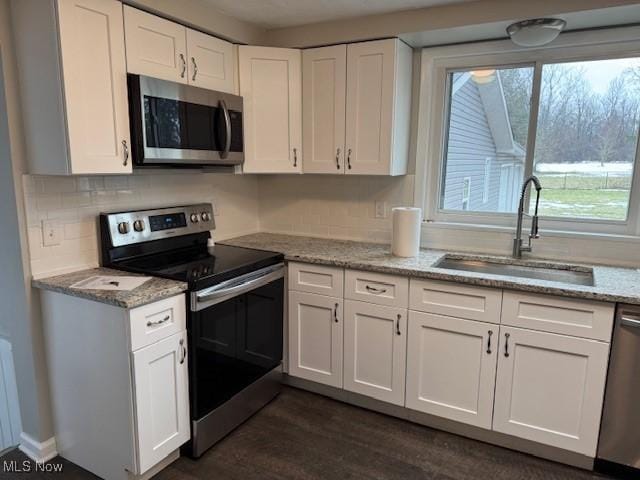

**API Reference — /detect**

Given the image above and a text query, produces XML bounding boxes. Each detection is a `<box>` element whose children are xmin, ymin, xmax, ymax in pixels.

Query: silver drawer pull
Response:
<box><xmin>365</xmin><ymin>285</ymin><xmax>387</xmax><ymax>294</ymax></box>
<box><xmin>179</xmin><ymin>338</ymin><xmax>187</xmax><ymax>365</ymax></box>
<box><xmin>147</xmin><ymin>314</ymin><xmax>170</xmax><ymax>327</ymax></box>
<box><xmin>396</xmin><ymin>314</ymin><xmax>401</xmax><ymax>336</ymax></box>
<box><xmin>621</xmin><ymin>315</ymin><xmax>640</xmax><ymax>329</ymax></box>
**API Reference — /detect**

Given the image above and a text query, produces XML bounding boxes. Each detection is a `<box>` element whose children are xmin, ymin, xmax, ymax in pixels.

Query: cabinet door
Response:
<box><xmin>345</xmin><ymin>39</ymin><xmax>396</xmax><ymax>175</ymax></box>
<box><xmin>302</xmin><ymin>45</ymin><xmax>346</xmax><ymax>174</ymax></box>
<box><xmin>343</xmin><ymin>300</ymin><xmax>407</xmax><ymax>405</ymax></box>
<box><xmin>239</xmin><ymin>46</ymin><xmax>302</xmax><ymax>174</ymax></box>
<box><xmin>132</xmin><ymin>331</ymin><xmax>189</xmax><ymax>474</ymax></box>
<box><xmin>405</xmin><ymin>311</ymin><xmax>498</xmax><ymax>429</ymax></box>
<box><xmin>493</xmin><ymin>326</ymin><xmax>610</xmax><ymax>456</ymax></box>
<box><xmin>186</xmin><ymin>28</ymin><xmax>236</xmax><ymax>93</ymax></box>
<box><xmin>123</xmin><ymin>6</ymin><xmax>187</xmax><ymax>84</ymax></box>
<box><xmin>288</xmin><ymin>291</ymin><xmax>342</xmax><ymax>387</ymax></box>
<box><xmin>57</xmin><ymin>0</ymin><xmax>131</xmax><ymax>174</ymax></box>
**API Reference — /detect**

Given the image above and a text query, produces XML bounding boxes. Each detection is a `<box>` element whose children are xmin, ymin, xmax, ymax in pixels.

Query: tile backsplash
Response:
<box><xmin>258</xmin><ymin>174</ymin><xmax>416</xmax><ymax>243</ymax></box>
<box><xmin>23</xmin><ymin>173</ymin><xmax>260</xmax><ymax>277</ymax></box>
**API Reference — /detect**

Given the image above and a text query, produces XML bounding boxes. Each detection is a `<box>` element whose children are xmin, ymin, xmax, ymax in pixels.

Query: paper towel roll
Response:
<box><xmin>391</xmin><ymin>207</ymin><xmax>422</xmax><ymax>257</ymax></box>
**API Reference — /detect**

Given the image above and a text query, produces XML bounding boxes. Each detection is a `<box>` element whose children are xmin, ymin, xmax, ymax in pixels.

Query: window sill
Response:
<box><xmin>422</xmin><ymin>220</ymin><xmax>640</xmax><ymax>244</ymax></box>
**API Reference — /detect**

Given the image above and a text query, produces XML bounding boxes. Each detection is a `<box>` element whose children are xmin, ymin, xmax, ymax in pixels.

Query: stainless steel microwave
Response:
<box><xmin>127</xmin><ymin>74</ymin><xmax>244</xmax><ymax>167</ymax></box>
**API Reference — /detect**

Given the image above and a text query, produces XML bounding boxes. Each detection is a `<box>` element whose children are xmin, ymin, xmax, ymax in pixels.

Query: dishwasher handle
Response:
<box><xmin>621</xmin><ymin>313</ymin><xmax>640</xmax><ymax>329</ymax></box>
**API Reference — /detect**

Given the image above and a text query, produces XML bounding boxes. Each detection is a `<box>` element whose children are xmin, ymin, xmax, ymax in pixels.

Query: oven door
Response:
<box><xmin>128</xmin><ymin>74</ymin><xmax>244</xmax><ymax>166</ymax></box>
<box><xmin>189</xmin><ymin>264</ymin><xmax>284</xmax><ymax>422</ymax></box>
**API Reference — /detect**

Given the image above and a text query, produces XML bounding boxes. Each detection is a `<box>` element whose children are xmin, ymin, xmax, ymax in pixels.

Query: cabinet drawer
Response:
<box><xmin>345</xmin><ymin>270</ymin><xmax>408</xmax><ymax>307</ymax></box>
<box><xmin>288</xmin><ymin>262</ymin><xmax>343</xmax><ymax>297</ymax></box>
<box><xmin>129</xmin><ymin>294</ymin><xmax>186</xmax><ymax>351</ymax></box>
<box><xmin>501</xmin><ymin>291</ymin><xmax>614</xmax><ymax>341</ymax></box>
<box><xmin>409</xmin><ymin>279</ymin><xmax>502</xmax><ymax>323</ymax></box>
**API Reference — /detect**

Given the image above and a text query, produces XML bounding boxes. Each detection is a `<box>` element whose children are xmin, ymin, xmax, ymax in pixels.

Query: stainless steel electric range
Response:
<box><xmin>99</xmin><ymin>204</ymin><xmax>284</xmax><ymax>457</ymax></box>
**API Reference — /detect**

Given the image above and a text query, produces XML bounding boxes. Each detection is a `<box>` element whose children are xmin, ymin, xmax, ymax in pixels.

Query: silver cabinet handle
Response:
<box><xmin>621</xmin><ymin>315</ymin><xmax>640</xmax><ymax>329</ymax></box>
<box><xmin>293</xmin><ymin>148</ymin><xmax>298</xmax><ymax>167</ymax></box>
<box><xmin>191</xmin><ymin>57</ymin><xmax>198</xmax><ymax>81</ymax></box>
<box><xmin>396</xmin><ymin>314</ymin><xmax>401</xmax><ymax>336</ymax></box>
<box><xmin>179</xmin><ymin>338</ymin><xmax>187</xmax><ymax>365</ymax></box>
<box><xmin>335</xmin><ymin>148</ymin><xmax>341</xmax><ymax>170</ymax></box>
<box><xmin>504</xmin><ymin>332</ymin><xmax>510</xmax><ymax>357</ymax></box>
<box><xmin>179</xmin><ymin>53</ymin><xmax>186</xmax><ymax>78</ymax></box>
<box><xmin>219</xmin><ymin>99</ymin><xmax>231</xmax><ymax>159</ymax></box>
<box><xmin>334</xmin><ymin>303</ymin><xmax>339</xmax><ymax>323</ymax></box>
<box><xmin>122</xmin><ymin>140</ymin><xmax>129</xmax><ymax>166</ymax></box>
<box><xmin>347</xmin><ymin>148</ymin><xmax>352</xmax><ymax>170</ymax></box>
<box><xmin>487</xmin><ymin>330</ymin><xmax>493</xmax><ymax>354</ymax></box>
<box><xmin>365</xmin><ymin>285</ymin><xmax>387</xmax><ymax>294</ymax></box>
<box><xmin>146</xmin><ymin>314</ymin><xmax>170</xmax><ymax>327</ymax></box>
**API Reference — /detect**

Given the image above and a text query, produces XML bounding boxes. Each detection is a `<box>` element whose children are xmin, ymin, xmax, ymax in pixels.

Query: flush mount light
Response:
<box><xmin>506</xmin><ymin>18</ymin><xmax>566</xmax><ymax>47</ymax></box>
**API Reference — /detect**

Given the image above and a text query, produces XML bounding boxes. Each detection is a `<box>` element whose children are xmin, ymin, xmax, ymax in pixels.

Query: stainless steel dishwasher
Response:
<box><xmin>596</xmin><ymin>304</ymin><xmax>640</xmax><ymax>478</ymax></box>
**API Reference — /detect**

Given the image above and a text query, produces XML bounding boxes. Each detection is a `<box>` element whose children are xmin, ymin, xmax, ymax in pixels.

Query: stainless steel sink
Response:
<box><xmin>434</xmin><ymin>256</ymin><xmax>594</xmax><ymax>286</ymax></box>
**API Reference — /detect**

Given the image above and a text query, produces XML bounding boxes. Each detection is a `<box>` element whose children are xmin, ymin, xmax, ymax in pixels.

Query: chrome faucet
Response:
<box><xmin>513</xmin><ymin>175</ymin><xmax>542</xmax><ymax>258</ymax></box>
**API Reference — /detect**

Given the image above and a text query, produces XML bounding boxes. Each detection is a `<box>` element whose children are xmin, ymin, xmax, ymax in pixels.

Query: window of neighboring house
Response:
<box><xmin>483</xmin><ymin>157</ymin><xmax>493</xmax><ymax>203</ymax></box>
<box><xmin>462</xmin><ymin>177</ymin><xmax>471</xmax><ymax>210</ymax></box>
<box><xmin>420</xmin><ymin>32</ymin><xmax>640</xmax><ymax>235</ymax></box>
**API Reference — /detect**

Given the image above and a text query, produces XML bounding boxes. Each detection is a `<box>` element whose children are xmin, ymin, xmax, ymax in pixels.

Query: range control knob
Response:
<box><xmin>201</xmin><ymin>212</ymin><xmax>211</xmax><ymax>222</ymax></box>
<box><xmin>190</xmin><ymin>213</ymin><xmax>200</xmax><ymax>223</ymax></box>
<box><xmin>133</xmin><ymin>220</ymin><xmax>145</xmax><ymax>232</ymax></box>
<box><xmin>117</xmin><ymin>222</ymin><xmax>130</xmax><ymax>234</ymax></box>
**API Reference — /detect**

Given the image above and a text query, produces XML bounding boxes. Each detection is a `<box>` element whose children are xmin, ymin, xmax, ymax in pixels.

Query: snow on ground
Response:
<box><xmin>536</xmin><ymin>162</ymin><xmax>633</xmax><ymax>174</ymax></box>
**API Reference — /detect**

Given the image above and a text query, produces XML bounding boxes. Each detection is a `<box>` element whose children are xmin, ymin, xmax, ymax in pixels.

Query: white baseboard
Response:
<box><xmin>18</xmin><ymin>432</ymin><xmax>57</xmax><ymax>463</ymax></box>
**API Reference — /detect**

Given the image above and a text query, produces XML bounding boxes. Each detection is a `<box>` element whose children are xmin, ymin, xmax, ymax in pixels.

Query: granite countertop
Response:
<box><xmin>32</xmin><ymin>267</ymin><xmax>188</xmax><ymax>309</ymax></box>
<box><xmin>221</xmin><ymin>233</ymin><xmax>640</xmax><ymax>305</ymax></box>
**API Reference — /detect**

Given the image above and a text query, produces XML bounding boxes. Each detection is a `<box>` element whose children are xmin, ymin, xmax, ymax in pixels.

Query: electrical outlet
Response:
<box><xmin>42</xmin><ymin>220</ymin><xmax>62</xmax><ymax>246</ymax></box>
<box><xmin>374</xmin><ymin>201</ymin><xmax>388</xmax><ymax>219</ymax></box>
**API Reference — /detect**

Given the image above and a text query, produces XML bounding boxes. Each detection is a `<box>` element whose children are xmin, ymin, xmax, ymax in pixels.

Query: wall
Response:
<box><xmin>258</xmin><ymin>175</ymin><xmax>415</xmax><ymax>243</ymax></box>
<box><xmin>0</xmin><ymin>0</ymin><xmax>54</xmax><ymax>445</ymax></box>
<box><xmin>24</xmin><ymin>173</ymin><xmax>260</xmax><ymax>278</ymax></box>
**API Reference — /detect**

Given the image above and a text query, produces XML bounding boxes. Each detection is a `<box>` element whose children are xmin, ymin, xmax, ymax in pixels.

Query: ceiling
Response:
<box><xmin>201</xmin><ymin>0</ymin><xmax>475</xmax><ymax>29</ymax></box>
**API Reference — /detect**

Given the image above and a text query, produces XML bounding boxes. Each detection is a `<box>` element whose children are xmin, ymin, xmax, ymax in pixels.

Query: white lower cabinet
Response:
<box><xmin>288</xmin><ymin>291</ymin><xmax>343</xmax><ymax>387</ymax></box>
<box><xmin>405</xmin><ymin>311</ymin><xmax>498</xmax><ymax>429</ymax></box>
<box><xmin>343</xmin><ymin>300</ymin><xmax>407</xmax><ymax>405</ymax></box>
<box><xmin>132</xmin><ymin>331</ymin><xmax>190</xmax><ymax>474</ymax></box>
<box><xmin>492</xmin><ymin>326</ymin><xmax>610</xmax><ymax>456</ymax></box>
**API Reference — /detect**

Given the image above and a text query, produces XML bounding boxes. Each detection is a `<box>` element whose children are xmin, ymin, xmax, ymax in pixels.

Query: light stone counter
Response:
<box><xmin>221</xmin><ymin>233</ymin><xmax>640</xmax><ymax>305</ymax></box>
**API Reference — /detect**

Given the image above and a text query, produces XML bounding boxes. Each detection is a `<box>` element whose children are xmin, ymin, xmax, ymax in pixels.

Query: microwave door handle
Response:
<box><xmin>219</xmin><ymin>99</ymin><xmax>231</xmax><ymax>159</ymax></box>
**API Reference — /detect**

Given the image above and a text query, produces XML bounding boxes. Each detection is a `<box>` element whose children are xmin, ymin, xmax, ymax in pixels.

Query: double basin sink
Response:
<box><xmin>434</xmin><ymin>256</ymin><xmax>594</xmax><ymax>287</ymax></box>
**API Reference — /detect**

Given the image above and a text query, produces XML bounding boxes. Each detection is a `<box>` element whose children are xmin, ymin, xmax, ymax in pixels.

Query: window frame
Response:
<box><xmin>415</xmin><ymin>26</ymin><xmax>640</xmax><ymax>237</ymax></box>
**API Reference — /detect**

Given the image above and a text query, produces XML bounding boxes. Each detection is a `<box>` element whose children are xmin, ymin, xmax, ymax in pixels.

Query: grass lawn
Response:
<box><xmin>535</xmin><ymin>188</ymin><xmax>630</xmax><ymax>220</ymax></box>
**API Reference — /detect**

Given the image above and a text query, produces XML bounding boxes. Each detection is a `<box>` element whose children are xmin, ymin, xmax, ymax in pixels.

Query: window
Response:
<box><xmin>420</xmin><ymin>31</ymin><xmax>640</xmax><ymax>235</ymax></box>
<box><xmin>462</xmin><ymin>177</ymin><xmax>471</xmax><ymax>210</ymax></box>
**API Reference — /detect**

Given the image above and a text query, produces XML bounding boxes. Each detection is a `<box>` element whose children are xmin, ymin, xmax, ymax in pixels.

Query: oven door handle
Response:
<box><xmin>219</xmin><ymin>99</ymin><xmax>231</xmax><ymax>160</ymax></box>
<box><xmin>193</xmin><ymin>263</ymin><xmax>284</xmax><ymax>310</ymax></box>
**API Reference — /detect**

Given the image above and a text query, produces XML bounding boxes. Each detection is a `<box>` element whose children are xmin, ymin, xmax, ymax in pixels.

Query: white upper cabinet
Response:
<box><xmin>124</xmin><ymin>6</ymin><xmax>237</xmax><ymax>94</ymax></box>
<box><xmin>186</xmin><ymin>29</ymin><xmax>236</xmax><ymax>93</ymax></box>
<box><xmin>405</xmin><ymin>311</ymin><xmax>498</xmax><ymax>429</ymax></box>
<box><xmin>345</xmin><ymin>39</ymin><xmax>412</xmax><ymax>176</ymax></box>
<box><xmin>239</xmin><ymin>46</ymin><xmax>302</xmax><ymax>174</ymax></box>
<box><xmin>302</xmin><ymin>45</ymin><xmax>347</xmax><ymax>174</ymax></box>
<box><xmin>493</xmin><ymin>326</ymin><xmax>610</xmax><ymax>456</ymax></box>
<box><xmin>302</xmin><ymin>39</ymin><xmax>413</xmax><ymax>176</ymax></box>
<box><xmin>124</xmin><ymin>6</ymin><xmax>188</xmax><ymax>84</ymax></box>
<box><xmin>343</xmin><ymin>300</ymin><xmax>407</xmax><ymax>405</ymax></box>
<box><xmin>14</xmin><ymin>0</ymin><xmax>131</xmax><ymax>175</ymax></box>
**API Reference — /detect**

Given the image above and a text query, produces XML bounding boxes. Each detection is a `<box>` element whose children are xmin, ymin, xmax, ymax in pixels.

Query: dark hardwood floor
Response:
<box><xmin>1</xmin><ymin>387</ymin><xmax>614</xmax><ymax>480</ymax></box>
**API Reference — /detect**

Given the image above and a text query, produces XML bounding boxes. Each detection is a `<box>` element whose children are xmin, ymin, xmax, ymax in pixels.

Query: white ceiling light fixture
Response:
<box><xmin>506</xmin><ymin>18</ymin><xmax>567</xmax><ymax>47</ymax></box>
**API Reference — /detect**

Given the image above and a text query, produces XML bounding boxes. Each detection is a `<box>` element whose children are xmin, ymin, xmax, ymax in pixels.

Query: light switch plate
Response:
<box><xmin>375</xmin><ymin>201</ymin><xmax>388</xmax><ymax>219</ymax></box>
<box><xmin>42</xmin><ymin>220</ymin><xmax>62</xmax><ymax>246</ymax></box>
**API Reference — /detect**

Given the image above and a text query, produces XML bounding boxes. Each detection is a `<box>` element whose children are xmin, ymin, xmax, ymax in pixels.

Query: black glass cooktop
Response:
<box><xmin>116</xmin><ymin>244</ymin><xmax>283</xmax><ymax>290</ymax></box>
